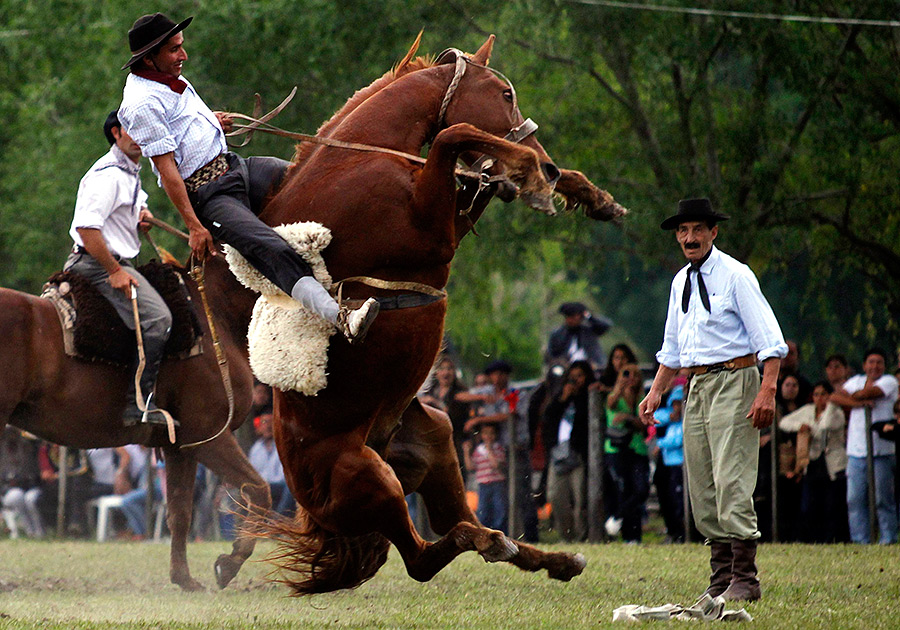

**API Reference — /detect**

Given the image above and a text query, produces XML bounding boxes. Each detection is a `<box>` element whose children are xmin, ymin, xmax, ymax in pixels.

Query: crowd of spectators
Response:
<box><xmin>414</xmin><ymin>305</ymin><xmax>899</xmax><ymax>546</ymax></box>
<box><xmin>2</xmin><ymin>302</ymin><xmax>898</xmax><ymax>547</ymax></box>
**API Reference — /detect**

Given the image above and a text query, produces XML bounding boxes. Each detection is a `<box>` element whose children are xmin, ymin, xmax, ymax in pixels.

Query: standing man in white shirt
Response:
<box><xmin>65</xmin><ymin>111</ymin><xmax>171</xmax><ymax>426</ymax></box>
<box><xmin>830</xmin><ymin>348</ymin><xmax>898</xmax><ymax>544</ymax></box>
<box><xmin>117</xmin><ymin>13</ymin><xmax>378</xmax><ymax>344</ymax></box>
<box><xmin>638</xmin><ymin>198</ymin><xmax>788</xmax><ymax>603</ymax></box>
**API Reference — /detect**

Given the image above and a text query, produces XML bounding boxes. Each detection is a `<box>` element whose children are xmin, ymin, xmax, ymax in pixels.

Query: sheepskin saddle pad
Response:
<box><xmin>42</xmin><ymin>260</ymin><xmax>203</xmax><ymax>367</ymax></box>
<box><xmin>224</xmin><ymin>222</ymin><xmax>334</xmax><ymax>396</ymax></box>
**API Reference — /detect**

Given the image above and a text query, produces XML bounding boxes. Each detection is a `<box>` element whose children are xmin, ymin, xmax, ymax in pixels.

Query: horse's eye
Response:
<box><xmin>503</xmin><ymin>89</ymin><xmax>513</xmax><ymax>103</ymax></box>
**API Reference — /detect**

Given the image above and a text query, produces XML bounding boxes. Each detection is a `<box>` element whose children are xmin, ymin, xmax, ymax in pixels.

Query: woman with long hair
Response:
<box><xmin>604</xmin><ymin>362</ymin><xmax>650</xmax><ymax>542</ymax></box>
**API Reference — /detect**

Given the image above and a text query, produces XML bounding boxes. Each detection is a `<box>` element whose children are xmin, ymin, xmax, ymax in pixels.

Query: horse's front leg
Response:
<box><xmin>414</xmin><ymin>123</ymin><xmax>556</xmax><ymax>219</ymax></box>
<box><xmin>163</xmin><ymin>449</ymin><xmax>204</xmax><ymax>591</ymax></box>
<box><xmin>194</xmin><ymin>432</ymin><xmax>271</xmax><ymax>589</ymax></box>
<box><xmin>554</xmin><ymin>169</ymin><xmax>627</xmax><ymax>221</ymax></box>
<box><xmin>389</xmin><ymin>400</ymin><xmax>587</xmax><ymax>582</ymax></box>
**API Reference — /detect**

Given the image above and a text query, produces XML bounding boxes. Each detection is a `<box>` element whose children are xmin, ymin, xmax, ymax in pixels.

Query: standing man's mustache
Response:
<box><xmin>685</xmin><ymin>242</ymin><xmax>700</xmax><ymax>249</ymax></box>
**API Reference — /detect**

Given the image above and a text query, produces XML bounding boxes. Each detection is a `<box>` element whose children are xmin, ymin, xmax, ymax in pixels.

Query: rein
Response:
<box><xmin>143</xmin><ymin>217</ymin><xmax>234</xmax><ymax>450</ymax></box>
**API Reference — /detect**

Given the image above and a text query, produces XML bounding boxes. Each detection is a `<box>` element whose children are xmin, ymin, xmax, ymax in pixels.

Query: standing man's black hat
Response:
<box><xmin>660</xmin><ymin>198</ymin><xmax>730</xmax><ymax>230</ymax></box>
<box><xmin>559</xmin><ymin>302</ymin><xmax>587</xmax><ymax>317</ymax></box>
<box><xmin>121</xmin><ymin>13</ymin><xmax>193</xmax><ymax>70</ymax></box>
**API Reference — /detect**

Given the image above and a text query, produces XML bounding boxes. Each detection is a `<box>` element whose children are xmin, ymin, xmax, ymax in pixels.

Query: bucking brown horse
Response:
<box><xmin>0</xmin><ymin>254</ymin><xmax>268</xmax><ymax>591</ymax></box>
<box><xmin>248</xmin><ymin>34</ymin><xmax>626</xmax><ymax>594</ymax></box>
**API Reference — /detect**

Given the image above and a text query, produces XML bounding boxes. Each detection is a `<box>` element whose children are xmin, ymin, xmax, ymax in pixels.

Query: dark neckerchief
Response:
<box><xmin>682</xmin><ymin>248</ymin><xmax>712</xmax><ymax>313</ymax></box>
<box><xmin>132</xmin><ymin>69</ymin><xmax>187</xmax><ymax>94</ymax></box>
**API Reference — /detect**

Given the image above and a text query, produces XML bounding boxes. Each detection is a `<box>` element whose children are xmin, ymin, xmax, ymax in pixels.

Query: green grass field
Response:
<box><xmin>0</xmin><ymin>539</ymin><xmax>898</xmax><ymax>629</ymax></box>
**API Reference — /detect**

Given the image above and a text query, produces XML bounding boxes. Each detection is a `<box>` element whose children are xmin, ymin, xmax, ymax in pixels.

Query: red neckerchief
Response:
<box><xmin>132</xmin><ymin>69</ymin><xmax>187</xmax><ymax>94</ymax></box>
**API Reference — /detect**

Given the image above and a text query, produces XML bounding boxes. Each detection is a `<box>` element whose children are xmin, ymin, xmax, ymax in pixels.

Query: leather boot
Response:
<box><xmin>721</xmin><ymin>539</ymin><xmax>761</xmax><ymax>602</ymax></box>
<box><xmin>703</xmin><ymin>540</ymin><xmax>733</xmax><ymax>598</ymax></box>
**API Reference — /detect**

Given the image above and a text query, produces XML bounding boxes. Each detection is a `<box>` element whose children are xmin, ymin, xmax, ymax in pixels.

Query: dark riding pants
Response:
<box><xmin>188</xmin><ymin>153</ymin><xmax>313</xmax><ymax>295</ymax></box>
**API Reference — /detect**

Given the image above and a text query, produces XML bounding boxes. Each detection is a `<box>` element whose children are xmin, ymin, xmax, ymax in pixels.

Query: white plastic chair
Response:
<box><xmin>1</xmin><ymin>508</ymin><xmax>21</xmax><ymax>539</ymax></box>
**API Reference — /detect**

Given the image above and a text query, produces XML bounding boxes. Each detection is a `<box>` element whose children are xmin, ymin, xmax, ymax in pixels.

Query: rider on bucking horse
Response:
<box><xmin>117</xmin><ymin>13</ymin><xmax>379</xmax><ymax>345</ymax></box>
<box><xmin>65</xmin><ymin>111</ymin><xmax>172</xmax><ymax>427</ymax></box>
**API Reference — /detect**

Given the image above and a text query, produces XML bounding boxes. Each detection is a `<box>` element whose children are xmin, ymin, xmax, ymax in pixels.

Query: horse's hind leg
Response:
<box><xmin>193</xmin><ymin>432</ymin><xmax>271</xmax><ymax>589</ymax></box>
<box><xmin>306</xmin><ymin>439</ymin><xmax>515</xmax><ymax>585</ymax></box>
<box><xmin>390</xmin><ymin>400</ymin><xmax>586</xmax><ymax>582</ymax></box>
<box><xmin>163</xmin><ymin>449</ymin><xmax>204</xmax><ymax>591</ymax></box>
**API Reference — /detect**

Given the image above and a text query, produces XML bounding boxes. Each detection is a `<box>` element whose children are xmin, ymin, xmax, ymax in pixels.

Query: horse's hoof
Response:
<box><xmin>214</xmin><ymin>554</ymin><xmax>242</xmax><ymax>589</ymax></box>
<box><xmin>480</xmin><ymin>534</ymin><xmax>519</xmax><ymax>563</ymax></box>
<box><xmin>175</xmin><ymin>577</ymin><xmax>206</xmax><ymax>592</ymax></box>
<box><xmin>547</xmin><ymin>552</ymin><xmax>587</xmax><ymax>582</ymax></box>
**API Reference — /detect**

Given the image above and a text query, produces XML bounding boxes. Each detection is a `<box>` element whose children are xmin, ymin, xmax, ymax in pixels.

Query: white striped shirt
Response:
<box><xmin>656</xmin><ymin>246</ymin><xmax>788</xmax><ymax>368</ymax></box>
<box><xmin>118</xmin><ymin>73</ymin><xmax>226</xmax><ymax>185</ymax></box>
<box><xmin>69</xmin><ymin>145</ymin><xmax>148</xmax><ymax>259</ymax></box>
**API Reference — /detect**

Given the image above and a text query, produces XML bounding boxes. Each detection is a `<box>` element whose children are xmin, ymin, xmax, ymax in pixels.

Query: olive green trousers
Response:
<box><xmin>683</xmin><ymin>367</ymin><xmax>761</xmax><ymax>542</ymax></box>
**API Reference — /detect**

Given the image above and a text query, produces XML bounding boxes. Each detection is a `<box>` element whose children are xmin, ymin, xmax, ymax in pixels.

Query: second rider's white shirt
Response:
<box><xmin>69</xmin><ymin>144</ymin><xmax>147</xmax><ymax>260</ymax></box>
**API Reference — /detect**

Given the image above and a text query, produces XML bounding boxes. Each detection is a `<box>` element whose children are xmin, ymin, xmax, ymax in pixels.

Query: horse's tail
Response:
<box><xmin>243</xmin><ymin>506</ymin><xmax>390</xmax><ymax>595</ymax></box>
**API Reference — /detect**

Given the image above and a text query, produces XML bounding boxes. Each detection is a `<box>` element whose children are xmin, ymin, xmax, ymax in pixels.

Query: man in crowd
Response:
<box><xmin>248</xmin><ymin>410</ymin><xmax>295</xmax><ymax>517</ymax></box>
<box><xmin>65</xmin><ymin>111</ymin><xmax>171</xmax><ymax>425</ymax></box>
<box><xmin>830</xmin><ymin>348</ymin><xmax>898</xmax><ymax>544</ymax></box>
<box><xmin>117</xmin><ymin>13</ymin><xmax>377</xmax><ymax>344</ymax></box>
<box><xmin>639</xmin><ymin>198</ymin><xmax>787</xmax><ymax>602</ymax></box>
<box><xmin>824</xmin><ymin>354</ymin><xmax>851</xmax><ymax>391</ymax></box>
<box><xmin>545</xmin><ymin>301</ymin><xmax>613</xmax><ymax>371</ymax></box>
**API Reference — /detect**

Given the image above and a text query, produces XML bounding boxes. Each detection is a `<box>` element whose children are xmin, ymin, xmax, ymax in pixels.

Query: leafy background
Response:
<box><xmin>2</xmin><ymin>0</ymin><xmax>899</xmax><ymax>380</ymax></box>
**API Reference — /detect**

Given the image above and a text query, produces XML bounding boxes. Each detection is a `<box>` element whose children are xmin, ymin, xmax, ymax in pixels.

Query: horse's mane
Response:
<box><xmin>289</xmin><ymin>33</ymin><xmax>437</xmax><ymax>167</ymax></box>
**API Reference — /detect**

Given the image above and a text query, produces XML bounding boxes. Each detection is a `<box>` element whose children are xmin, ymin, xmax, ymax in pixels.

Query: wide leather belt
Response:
<box><xmin>184</xmin><ymin>154</ymin><xmax>228</xmax><ymax>193</ymax></box>
<box><xmin>690</xmin><ymin>354</ymin><xmax>757</xmax><ymax>375</ymax></box>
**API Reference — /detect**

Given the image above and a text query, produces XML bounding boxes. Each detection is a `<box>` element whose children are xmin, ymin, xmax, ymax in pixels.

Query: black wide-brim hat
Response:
<box><xmin>121</xmin><ymin>13</ymin><xmax>193</xmax><ymax>70</ymax></box>
<box><xmin>559</xmin><ymin>302</ymin><xmax>587</xmax><ymax>317</ymax></box>
<box><xmin>660</xmin><ymin>198</ymin><xmax>730</xmax><ymax>230</ymax></box>
<box><xmin>483</xmin><ymin>360</ymin><xmax>513</xmax><ymax>375</ymax></box>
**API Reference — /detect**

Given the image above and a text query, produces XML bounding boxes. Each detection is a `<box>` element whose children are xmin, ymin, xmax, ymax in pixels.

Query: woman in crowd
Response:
<box><xmin>597</xmin><ymin>343</ymin><xmax>638</xmax><ymax>392</ymax></box>
<box><xmin>780</xmin><ymin>380</ymin><xmax>849</xmax><ymax>542</ymax></box>
<box><xmin>772</xmin><ymin>374</ymin><xmax>804</xmax><ymax>540</ymax></box>
<box><xmin>604</xmin><ymin>362</ymin><xmax>649</xmax><ymax>543</ymax></box>
<box><xmin>596</xmin><ymin>343</ymin><xmax>638</xmax><ymax>521</ymax></box>
<box><xmin>542</xmin><ymin>360</ymin><xmax>595</xmax><ymax>541</ymax></box>
<box><xmin>418</xmin><ymin>355</ymin><xmax>471</xmax><ymax>479</ymax></box>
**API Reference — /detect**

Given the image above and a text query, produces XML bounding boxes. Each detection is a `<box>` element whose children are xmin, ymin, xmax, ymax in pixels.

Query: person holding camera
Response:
<box><xmin>604</xmin><ymin>363</ymin><xmax>649</xmax><ymax>542</ymax></box>
<box><xmin>542</xmin><ymin>360</ymin><xmax>595</xmax><ymax>541</ymax></box>
<box><xmin>639</xmin><ymin>198</ymin><xmax>787</xmax><ymax>602</ymax></box>
<box><xmin>545</xmin><ymin>302</ymin><xmax>613</xmax><ymax>371</ymax></box>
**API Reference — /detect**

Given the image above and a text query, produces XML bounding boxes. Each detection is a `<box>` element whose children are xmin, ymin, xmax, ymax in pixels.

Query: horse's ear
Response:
<box><xmin>471</xmin><ymin>34</ymin><xmax>495</xmax><ymax>66</ymax></box>
<box><xmin>395</xmin><ymin>29</ymin><xmax>423</xmax><ymax>74</ymax></box>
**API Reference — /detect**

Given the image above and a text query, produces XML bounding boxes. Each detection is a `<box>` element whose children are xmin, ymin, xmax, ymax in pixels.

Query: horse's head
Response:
<box><xmin>435</xmin><ymin>35</ymin><xmax>626</xmax><ymax>223</ymax></box>
<box><xmin>435</xmin><ymin>36</ymin><xmax>560</xmax><ymax>214</ymax></box>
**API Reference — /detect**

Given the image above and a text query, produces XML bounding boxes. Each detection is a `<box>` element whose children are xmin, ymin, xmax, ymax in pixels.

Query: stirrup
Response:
<box><xmin>336</xmin><ymin>297</ymin><xmax>380</xmax><ymax>344</ymax></box>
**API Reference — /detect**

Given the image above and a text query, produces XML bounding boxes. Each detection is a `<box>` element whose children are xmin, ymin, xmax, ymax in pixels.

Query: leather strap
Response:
<box><xmin>690</xmin><ymin>354</ymin><xmax>757</xmax><ymax>375</ymax></box>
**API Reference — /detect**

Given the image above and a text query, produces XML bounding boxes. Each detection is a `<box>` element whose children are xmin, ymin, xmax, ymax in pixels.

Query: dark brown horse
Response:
<box><xmin>0</xmin><ymin>253</ymin><xmax>268</xmax><ymax>591</ymax></box>
<box><xmin>251</xmin><ymin>35</ymin><xmax>626</xmax><ymax>594</ymax></box>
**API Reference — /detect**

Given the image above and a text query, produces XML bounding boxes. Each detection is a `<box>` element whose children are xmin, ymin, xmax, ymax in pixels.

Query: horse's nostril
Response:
<box><xmin>541</xmin><ymin>162</ymin><xmax>561</xmax><ymax>186</ymax></box>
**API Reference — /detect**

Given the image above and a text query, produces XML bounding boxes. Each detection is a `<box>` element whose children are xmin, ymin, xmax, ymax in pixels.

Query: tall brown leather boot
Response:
<box><xmin>721</xmin><ymin>538</ymin><xmax>761</xmax><ymax>602</ymax></box>
<box><xmin>703</xmin><ymin>540</ymin><xmax>733</xmax><ymax>598</ymax></box>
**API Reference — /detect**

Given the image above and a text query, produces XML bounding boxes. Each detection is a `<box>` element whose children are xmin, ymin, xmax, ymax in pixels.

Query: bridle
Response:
<box><xmin>433</xmin><ymin>48</ymin><xmax>538</xmax><ymax>145</ymax></box>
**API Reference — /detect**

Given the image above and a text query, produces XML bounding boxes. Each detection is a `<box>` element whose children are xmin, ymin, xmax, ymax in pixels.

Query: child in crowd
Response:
<box><xmin>465</xmin><ymin>424</ymin><xmax>508</xmax><ymax>534</ymax></box>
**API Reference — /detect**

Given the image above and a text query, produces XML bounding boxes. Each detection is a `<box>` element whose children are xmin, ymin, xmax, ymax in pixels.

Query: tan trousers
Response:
<box><xmin>683</xmin><ymin>367</ymin><xmax>761</xmax><ymax>542</ymax></box>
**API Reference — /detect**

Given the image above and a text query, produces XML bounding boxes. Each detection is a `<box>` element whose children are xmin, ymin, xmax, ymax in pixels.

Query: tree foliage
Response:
<box><xmin>1</xmin><ymin>0</ymin><xmax>898</xmax><ymax>379</ymax></box>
